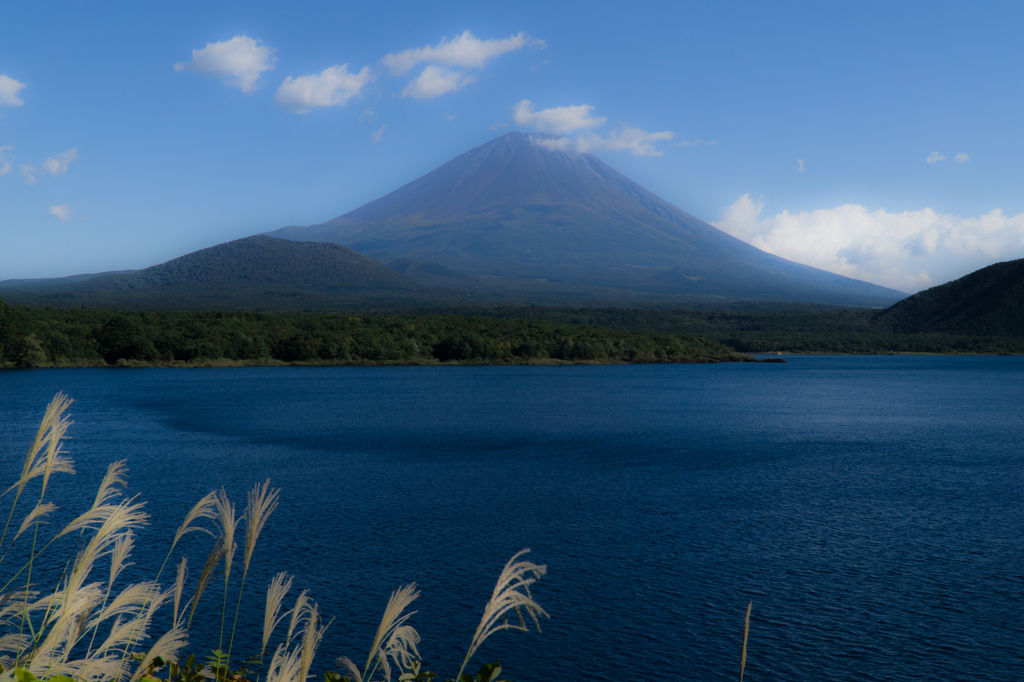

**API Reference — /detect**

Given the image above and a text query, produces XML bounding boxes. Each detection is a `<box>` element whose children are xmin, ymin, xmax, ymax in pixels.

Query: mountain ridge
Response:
<box><xmin>872</xmin><ymin>258</ymin><xmax>1024</xmax><ymax>336</ymax></box>
<box><xmin>0</xmin><ymin>236</ymin><xmax>429</xmax><ymax>310</ymax></box>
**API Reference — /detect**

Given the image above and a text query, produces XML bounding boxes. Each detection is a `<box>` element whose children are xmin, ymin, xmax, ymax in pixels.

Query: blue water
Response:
<box><xmin>1</xmin><ymin>356</ymin><xmax>1023</xmax><ymax>681</ymax></box>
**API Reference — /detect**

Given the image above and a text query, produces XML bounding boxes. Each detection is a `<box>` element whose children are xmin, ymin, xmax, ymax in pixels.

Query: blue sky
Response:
<box><xmin>2</xmin><ymin>1</ymin><xmax>1023</xmax><ymax>291</ymax></box>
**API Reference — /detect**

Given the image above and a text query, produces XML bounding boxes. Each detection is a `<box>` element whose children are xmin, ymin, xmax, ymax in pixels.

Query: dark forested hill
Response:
<box><xmin>0</xmin><ymin>236</ymin><xmax>427</xmax><ymax>310</ymax></box>
<box><xmin>87</xmin><ymin>235</ymin><xmax>416</xmax><ymax>291</ymax></box>
<box><xmin>872</xmin><ymin>259</ymin><xmax>1024</xmax><ymax>336</ymax></box>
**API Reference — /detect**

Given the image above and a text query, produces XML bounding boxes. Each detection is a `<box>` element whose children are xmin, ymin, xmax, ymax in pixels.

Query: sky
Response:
<box><xmin>2</xmin><ymin>1</ymin><xmax>1023</xmax><ymax>292</ymax></box>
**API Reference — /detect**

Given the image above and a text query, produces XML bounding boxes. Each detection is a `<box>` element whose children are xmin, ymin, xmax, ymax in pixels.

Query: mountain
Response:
<box><xmin>0</xmin><ymin>271</ymin><xmax>137</xmax><ymax>291</ymax></box>
<box><xmin>0</xmin><ymin>236</ymin><xmax>424</xmax><ymax>310</ymax></box>
<box><xmin>872</xmin><ymin>259</ymin><xmax>1024</xmax><ymax>336</ymax></box>
<box><xmin>268</xmin><ymin>131</ymin><xmax>905</xmax><ymax>307</ymax></box>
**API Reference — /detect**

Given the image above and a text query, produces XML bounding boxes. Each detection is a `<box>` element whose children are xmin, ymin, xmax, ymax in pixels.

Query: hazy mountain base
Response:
<box><xmin>0</xmin><ymin>301</ymin><xmax>762</xmax><ymax>368</ymax></box>
<box><xmin>0</xmin><ymin>279</ymin><xmax>889</xmax><ymax>311</ymax></box>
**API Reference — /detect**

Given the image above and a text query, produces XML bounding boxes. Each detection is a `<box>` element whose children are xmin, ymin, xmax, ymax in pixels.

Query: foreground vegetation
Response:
<box><xmin>0</xmin><ymin>301</ymin><xmax>751</xmax><ymax>368</ymax></box>
<box><xmin>0</xmin><ymin>394</ymin><xmax>547</xmax><ymax>682</ymax></box>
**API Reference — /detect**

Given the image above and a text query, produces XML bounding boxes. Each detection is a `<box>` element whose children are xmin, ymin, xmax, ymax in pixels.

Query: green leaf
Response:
<box><xmin>477</xmin><ymin>663</ymin><xmax>502</xmax><ymax>682</ymax></box>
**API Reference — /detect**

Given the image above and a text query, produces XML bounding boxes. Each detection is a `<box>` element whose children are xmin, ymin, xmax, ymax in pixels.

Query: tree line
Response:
<box><xmin>0</xmin><ymin>300</ymin><xmax>744</xmax><ymax>367</ymax></box>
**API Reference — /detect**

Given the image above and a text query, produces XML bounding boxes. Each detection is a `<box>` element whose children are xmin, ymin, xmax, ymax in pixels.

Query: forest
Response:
<box><xmin>0</xmin><ymin>300</ymin><xmax>748</xmax><ymax>367</ymax></box>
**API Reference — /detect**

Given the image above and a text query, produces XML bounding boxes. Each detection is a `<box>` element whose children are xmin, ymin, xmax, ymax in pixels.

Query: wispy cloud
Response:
<box><xmin>528</xmin><ymin>60</ymin><xmax>550</xmax><ymax>74</ymax></box>
<box><xmin>0</xmin><ymin>145</ymin><xmax>12</xmax><ymax>175</ymax></box>
<box><xmin>513</xmin><ymin>100</ymin><xmax>605</xmax><ymax>134</ymax></box>
<box><xmin>926</xmin><ymin>151</ymin><xmax>945</xmax><ymax>164</ymax></box>
<box><xmin>0</xmin><ymin>74</ymin><xmax>26</xmax><ymax>107</ymax></box>
<box><xmin>444</xmin><ymin>114</ymin><xmax>456</xmax><ymax>121</ymax></box>
<box><xmin>370</xmin><ymin>124</ymin><xmax>387</xmax><ymax>142</ymax></box>
<box><xmin>514</xmin><ymin>100</ymin><xmax>671</xmax><ymax>156</ymax></box>
<box><xmin>400</xmin><ymin>65</ymin><xmax>474</xmax><ymax>99</ymax></box>
<box><xmin>956</xmin><ymin>153</ymin><xmax>971</xmax><ymax>163</ymax></box>
<box><xmin>386</xmin><ymin>30</ymin><xmax>542</xmax><ymax>100</ymax></box>
<box><xmin>676</xmin><ymin>138</ymin><xmax>717</xmax><ymax>147</ymax></box>
<box><xmin>579</xmin><ymin>125</ymin><xmax>674</xmax><ymax>157</ymax></box>
<box><xmin>797</xmin><ymin>159</ymin><xmax>804</xmax><ymax>172</ymax></box>
<box><xmin>42</xmin><ymin>148</ymin><xmax>78</xmax><ymax>175</ymax></box>
<box><xmin>21</xmin><ymin>148</ymin><xmax>78</xmax><ymax>185</ymax></box>
<box><xmin>713</xmin><ymin>193</ymin><xmax>1024</xmax><ymax>292</ymax></box>
<box><xmin>174</xmin><ymin>35</ymin><xmax>276</xmax><ymax>93</ymax></box>
<box><xmin>359</xmin><ymin>108</ymin><xmax>375</xmax><ymax>122</ymax></box>
<box><xmin>50</xmin><ymin>203</ymin><xmax>71</xmax><ymax>222</ymax></box>
<box><xmin>383</xmin><ymin>31</ymin><xmax>541</xmax><ymax>75</ymax></box>
<box><xmin>275</xmin><ymin>64</ymin><xmax>374</xmax><ymax>113</ymax></box>
<box><xmin>489</xmin><ymin>121</ymin><xmax>508</xmax><ymax>130</ymax></box>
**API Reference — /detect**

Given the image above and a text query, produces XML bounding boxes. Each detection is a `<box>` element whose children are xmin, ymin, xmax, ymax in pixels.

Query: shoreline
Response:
<box><xmin>1</xmin><ymin>354</ymin><xmax>782</xmax><ymax>370</ymax></box>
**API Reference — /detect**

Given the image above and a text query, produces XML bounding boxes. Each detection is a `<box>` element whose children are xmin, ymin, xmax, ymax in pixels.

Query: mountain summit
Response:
<box><xmin>269</xmin><ymin>131</ymin><xmax>903</xmax><ymax>306</ymax></box>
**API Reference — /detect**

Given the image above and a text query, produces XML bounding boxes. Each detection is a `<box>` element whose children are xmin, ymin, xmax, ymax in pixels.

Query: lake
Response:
<box><xmin>1</xmin><ymin>356</ymin><xmax>1022</xmax><ymax>681</ymax></box>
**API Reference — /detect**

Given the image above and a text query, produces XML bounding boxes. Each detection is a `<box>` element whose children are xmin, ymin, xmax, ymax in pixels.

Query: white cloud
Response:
<box><xmin>0</xmin><ymin>74</ymin><xmax>26</xmax><ymax>107</ymax></box>
<box><xmin>50</xmin><ymin>204</ymin><xmax>71</xmax><ymax>222</ymax></box>
<box><xmin>489</xmin><ymin>121</ymin><xmax>508</xmax><ymax>130</ymax></box>
<box><xmin>581</xmin><ymin>125</ymin><xmax>673</xmax><ymax>157</ymax></box>
<box><xmin>0</xmin><ymin>146</ymin><xmax>12</xmax><ymax>175</ymax></box>
<box><xmin>400</xmin><ymin>65</ymin><xmax>474</xmax><ymax>99</ymax></box>
<box><xmin>531</xmin><ymin>136</ymin><xmax>573</xmax><ymax>152</ymax></box>
<box><xmin>370</xmin><ymin>124</ymin><xmax>387</xmax><ymax>142</ymax></box>
<box><xmin>444</xmin><ymin>114</ymin><xmax>456</xmax><ymax>121</ymax></box>
<box><xmin>956</xmin><ymin>153</ymin><xmax>971</xmax><ymax>163</ymax></box>
<box><xmin>382</xmin><ymin>31</ymin><xmax>541</xmax><ymax>75</ymax></box>
<box><xmin>676</xmin><ymin>138</ymin><xmax>717</xmax><ymax>147</ymax></box>
<box><xmin>797</xmin><ymin>159</ymin><xmax>804</xmax><ymax>172</ymax></box>
<box><xmin>174</xmin><ymin>35</ymin><xmax>276</xmax><ymax>94</ymax></box>
<box><xmin>19</xmin><ymin>148</ymin><xmax>77</xmax><ymax>185</ymax></box>
<box><xmin>926</xmin><ymin>151</ymin><xmax>945</xmax><ymax>164</ymax></box>
<box><xmin>512</xmin><ymin>100</ymin><xmax>606</xmax><ymax>134</ymax></box>
<box><xmin>713</xmin><ymin>193</ymin><xmax>1024</xmax><ymax>292</ymax></box>
<box><xmin>275</xmin><ymin>64</ymin><xmax>374</xmax><ymax>113</ymax></box>
<box><xmin>42</xmin><ymin>148</ymin><xmax>77</xmax><ymax>176</ymax></box>
<box><xmin>529</xmin><ymin>125</ymin><xmax>674</xmax><ymax>158</ymax></box>
<box><xmin>359</xmin><ymin>108</ymin><xmax>375</xmax><ymax>122</ymax></box>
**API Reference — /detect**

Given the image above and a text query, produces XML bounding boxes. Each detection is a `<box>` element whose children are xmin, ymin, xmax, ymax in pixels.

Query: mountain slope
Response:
<box><xmin>84</xmin><ymin>235</ymin><xmax>415</xmax><ymax>291</ymax></box>
<box><xmin>269</xmin><ymin>131</ymin><xmax>905</xmax><ymax>306</ymax></box>
<box><xmin>1</xmin><ymin>236</ymin><xmax>423</xmax><ymax>310</ymax></box>
<box><xmin>872</xmin><ymin>259</ymin><xmax>1024</xmax><ymax>336</ymax></box>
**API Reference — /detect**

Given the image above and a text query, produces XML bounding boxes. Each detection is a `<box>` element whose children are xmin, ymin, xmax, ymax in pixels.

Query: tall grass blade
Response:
<box><xmin>456</xmin><ymin>549</ymin><xmax>547</xmax><ymax>681</ymax></box>
<box><xmin>172</xmin><ymin>491</ymin><xmax>219</xmax><ymax>549</ymax></box>
<box><xmin>262</xmin><ymin>572</ymin><xmax>293</xmax><ymax>655</ymax></box>
<box><xmin>354</xmin><ymin>583</ymin><xmax>420</xmax><ymax>682</ymax></box>
<box><xmin>14</xmin><ymin>503</ymin><xmax>57</xmax><ymax>542</ymax></box>
<box><xmin>739</xmin><ymin>601</ymin><xmax>752</xmax><ymax>682</ymax></box>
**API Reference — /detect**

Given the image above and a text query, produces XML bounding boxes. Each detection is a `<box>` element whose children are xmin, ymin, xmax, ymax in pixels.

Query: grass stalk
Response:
<box><xmin>739</xmin><ymin>601</ymin><xmax>752</xmax><ymax>682</ymax></box>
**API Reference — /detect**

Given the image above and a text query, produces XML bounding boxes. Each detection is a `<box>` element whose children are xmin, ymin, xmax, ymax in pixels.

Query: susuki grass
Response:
<box><xmin>0</xmin><ymin>394</ymin><xmax>548</xmax><ymax>682</ymax></box>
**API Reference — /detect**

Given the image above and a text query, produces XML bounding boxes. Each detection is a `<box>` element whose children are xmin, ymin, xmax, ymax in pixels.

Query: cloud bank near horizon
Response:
<box><xmin>713</xmin><ymin>194</ymin><xmax>1024</xmax><ymax>292</ymax></box>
